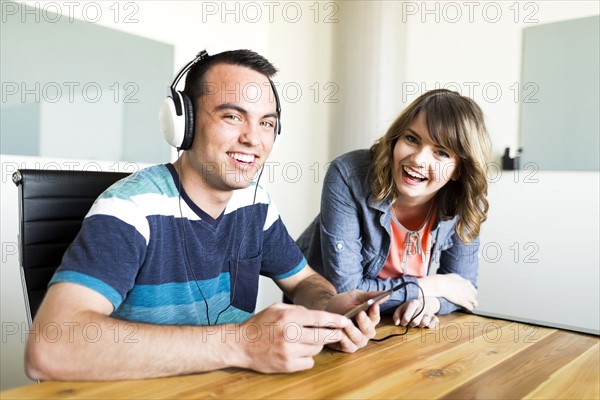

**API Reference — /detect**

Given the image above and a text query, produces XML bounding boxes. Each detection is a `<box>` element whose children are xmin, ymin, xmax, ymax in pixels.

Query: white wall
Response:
<box><xmin>477</xmin><ymin>171</ymin><xmax>600</xmax><ymax>334</ymax></box>
<box><xmin>2</xmin><ymin>0</ymin><xmax>598</xmax><ymax>391</ymax></box>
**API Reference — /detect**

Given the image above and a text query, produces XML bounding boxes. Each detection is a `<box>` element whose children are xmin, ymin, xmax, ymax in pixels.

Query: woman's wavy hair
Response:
<box><xmin>370</xmin><ymin>89</ymin><xmax>492</xmax><ymax>243</ymax></box>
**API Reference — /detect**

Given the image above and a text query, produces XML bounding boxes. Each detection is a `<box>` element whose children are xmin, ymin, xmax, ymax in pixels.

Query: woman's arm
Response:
<box><xmin>423</xmin><ymin>234</ymin><xmax>480</xmax><ymax>314</ymax></box>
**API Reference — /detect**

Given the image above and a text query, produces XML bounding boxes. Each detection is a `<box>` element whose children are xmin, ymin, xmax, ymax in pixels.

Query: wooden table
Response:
<box><xmin>2</xmin><ymin>313</ymin><xmax>598</xmax><ymax>399</ymax></box>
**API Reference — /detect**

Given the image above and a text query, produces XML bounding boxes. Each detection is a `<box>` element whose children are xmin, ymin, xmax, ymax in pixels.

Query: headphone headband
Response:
<box><xmin>159</xmin><ymin>48</ymin><xmax>281</xmax><ymax>150</ymax></box>
<box><xmin>170</xmin><ymin>51</ymin><xmax>207</xmax><ymax>98</ymax></box>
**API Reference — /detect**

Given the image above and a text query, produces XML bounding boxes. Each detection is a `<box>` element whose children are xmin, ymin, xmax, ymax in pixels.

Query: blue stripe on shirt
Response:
<box><xmin>49</xmin><ymin>270</ymin><xmax>123</xmax><ymax>308</ymax></box>
<box><xmin>273</xmin><ymin>258</ymin><xmax>307</xmax><ymax>280</ymax></box>
<box><xmin>123</xmin><ymin>274</ymin><xmax>230</xmax><ymax>307</ymax></box>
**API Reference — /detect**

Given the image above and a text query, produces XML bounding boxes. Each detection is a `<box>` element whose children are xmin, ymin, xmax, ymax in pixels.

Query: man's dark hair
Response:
<box><xmin>183</xmin><ymin>49</ymin><xmax>278</xmax><ymax>107</ymax></box>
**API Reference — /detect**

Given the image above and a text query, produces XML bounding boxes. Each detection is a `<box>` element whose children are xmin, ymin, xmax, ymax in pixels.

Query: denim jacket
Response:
<box><xmin>297</xmin><ymin>150</ymin><xmax>479</xmax><ymax>315</ymax></box>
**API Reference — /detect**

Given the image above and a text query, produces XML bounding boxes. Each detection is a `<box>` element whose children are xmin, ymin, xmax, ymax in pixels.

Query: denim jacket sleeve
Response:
<box><xmin>434</xmin><ymin>226</ymin><xmax>480</xmax><ymax>315</ymax></box>
<box><xmin>318</xmin><ymin>158</ymin><xmax>365</xmax><ymax>290</ymax></box>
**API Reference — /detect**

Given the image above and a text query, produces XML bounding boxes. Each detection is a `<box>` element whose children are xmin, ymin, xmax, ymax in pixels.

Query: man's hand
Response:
<box><xmin>324</xmin><ymin>290</ymin><xmax>386</xmax><ymax>353</ymax></box>
<box><xmin>236</xmin><ymin>303</ymin><xmax>350</xmax><ymax>373</ymax></box>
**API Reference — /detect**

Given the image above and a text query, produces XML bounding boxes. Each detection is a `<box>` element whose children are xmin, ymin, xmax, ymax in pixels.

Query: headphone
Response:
<box><xmin>159</xmin><ymin>48</ymin><xmax>282</xmax><ymax>151</ymax></box>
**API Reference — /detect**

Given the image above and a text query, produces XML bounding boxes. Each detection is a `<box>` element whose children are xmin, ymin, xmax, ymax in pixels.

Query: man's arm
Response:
<box><xmin>25</xmin><ymin>282</ymin><xmax>350</xmax><ymax>380</ymax></box>
<box><xmin>277</xmin><ymin>264</ymin><xmax>336</xmax><ymax>310</ymax></box>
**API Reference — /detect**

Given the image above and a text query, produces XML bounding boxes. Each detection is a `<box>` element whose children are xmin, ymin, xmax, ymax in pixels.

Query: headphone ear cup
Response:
<box><xmin>275</xmin><ymin>119</ymin><xmax>281</xmax><ymax>139</ymax></box>
<box><xmin>179</xmin><ymin>92</ymin><xmax>195</xmax><ymax>150</ymax></box>
<box><xmin>269</xmin><ymin>78</ymin><xmax>281</xmax><ymax>140</ymax></box>
<box><xmin>159</xmin><ymin>95</ymin><xmax>185</xmax><ymax>148</ymax></box>
<box><xmin>158</xmin><ymin>91</ymin><xmax>194</xmax><ymax>150</ymax></box>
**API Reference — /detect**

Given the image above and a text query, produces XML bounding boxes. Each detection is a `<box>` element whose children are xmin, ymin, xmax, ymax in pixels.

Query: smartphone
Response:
<box><xmin>343</xmin><ymin>290</ymin><xmax>393</xmax><ymax>318</ymax></box>
<box><xmin>343</xmin><ymin>282</ymin><xmax>409</xmax><ymax>319</ymax></box>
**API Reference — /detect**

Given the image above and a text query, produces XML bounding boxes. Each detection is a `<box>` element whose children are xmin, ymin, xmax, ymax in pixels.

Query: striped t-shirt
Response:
<box><xmin>50</xmin><ymin>164</ymin><xmax>306</xmax><ymax>325</ymax></box>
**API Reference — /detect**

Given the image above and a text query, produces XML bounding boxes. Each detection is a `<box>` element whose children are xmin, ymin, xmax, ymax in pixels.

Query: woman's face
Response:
<box><xmin>392</xmin><ymin>112</ymin><xmax>459</xmax><ymax>205</ymax></box>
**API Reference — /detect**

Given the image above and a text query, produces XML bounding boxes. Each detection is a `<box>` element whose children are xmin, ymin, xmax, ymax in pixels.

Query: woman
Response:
<box><xmin>297</xmin><ymin>89</ymin><xmax>492</xmax><ymax>328</ymax></box>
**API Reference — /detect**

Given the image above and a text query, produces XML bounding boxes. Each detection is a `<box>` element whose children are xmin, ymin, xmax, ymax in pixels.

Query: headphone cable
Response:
<box><xmin>176</xmin><ymin>151</ymin><xmax>212</xmax><ymax>325</ymax></box>
<box><xmin>213</xmin><ymin>165</ymin><xmax>264</xmax><ymax>325</ymax></box>
<box><xmin>371</xmin><ymin>281</ymin><xmax>426</xmax><ymax>342</ymax></box>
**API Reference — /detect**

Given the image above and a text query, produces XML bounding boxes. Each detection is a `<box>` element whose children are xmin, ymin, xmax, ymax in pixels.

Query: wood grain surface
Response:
<box><xmin>1</xmin><ymin>313</ymin><xmax>598</xmax><ymax>399</ymax></box>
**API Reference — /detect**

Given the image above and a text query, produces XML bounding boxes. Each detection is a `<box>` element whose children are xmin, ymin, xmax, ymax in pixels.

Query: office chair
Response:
<box><xmin>12</xmin><ymin>169</ymin><xmax>130</xmax><ymax>325</ymax></box>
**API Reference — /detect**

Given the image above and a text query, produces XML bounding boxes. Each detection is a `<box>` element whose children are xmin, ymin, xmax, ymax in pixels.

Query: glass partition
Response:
<box><xmin>1</xmin><ymin>1</ymin><xmax>174</xmax><ymax>164</ymax></box>
<box><xmin>519</xmin><ymin>15</ymin><xmax>599</xmax><ymax>171</ymax></box>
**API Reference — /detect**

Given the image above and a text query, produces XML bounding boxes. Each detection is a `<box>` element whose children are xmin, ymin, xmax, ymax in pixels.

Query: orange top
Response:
<box><xmin>378</xmin><ymin>207</ymin><xmax>438</xmax><ymax>279</ymax></box>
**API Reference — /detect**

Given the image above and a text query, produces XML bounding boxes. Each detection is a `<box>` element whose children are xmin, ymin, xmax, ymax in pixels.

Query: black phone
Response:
<box><xmin>343</xmin><ymin>290</ymin><xmax>393</xmax><ymax>318</ymax></box>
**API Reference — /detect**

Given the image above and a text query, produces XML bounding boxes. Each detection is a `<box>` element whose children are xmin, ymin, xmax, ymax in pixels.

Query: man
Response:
<box><xmin>25</xmin><ymin>49</ymin><xmax>382</xmax><ymax>380</ymax></box>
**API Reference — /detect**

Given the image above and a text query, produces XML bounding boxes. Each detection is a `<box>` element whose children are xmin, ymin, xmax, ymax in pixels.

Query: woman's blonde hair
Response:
<box><xmin>370</xmin><ymin>89</ymin><xmax>492</xmax><ymax>243</ymax></box>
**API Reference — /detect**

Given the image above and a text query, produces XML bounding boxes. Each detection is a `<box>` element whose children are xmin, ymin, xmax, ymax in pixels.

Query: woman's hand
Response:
<box><xmin>393</xmin><ymin>297</ymin><xmax>440</xmax><ymax>328</ymax></box>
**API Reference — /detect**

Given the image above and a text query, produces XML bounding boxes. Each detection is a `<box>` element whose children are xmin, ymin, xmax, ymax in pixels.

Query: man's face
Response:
<box><xmin>187</xmin><ymin>63</ymin><xmax>278</xmax><ymax>193</ymax></box>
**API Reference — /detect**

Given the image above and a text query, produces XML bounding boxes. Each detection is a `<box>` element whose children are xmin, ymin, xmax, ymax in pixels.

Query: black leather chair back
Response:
<box><xmin>12</xmin><ymin>169</ymin><xmax>130</xmax><ymax>323</ymax></box>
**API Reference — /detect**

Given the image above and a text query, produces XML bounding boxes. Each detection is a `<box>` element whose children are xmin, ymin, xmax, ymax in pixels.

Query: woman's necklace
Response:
<box><xmin>390</xmin><ymin>200</ymin><xmax>435</xmax><ymax>273</ymax></box>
